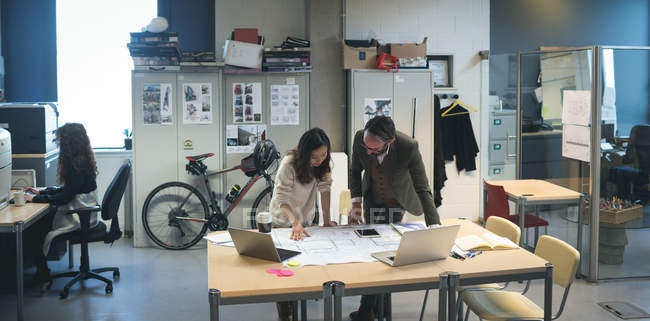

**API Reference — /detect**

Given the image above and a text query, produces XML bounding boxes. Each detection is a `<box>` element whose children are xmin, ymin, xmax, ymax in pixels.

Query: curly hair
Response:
<box><xmin>289</xmin><ymin>128</ymin><xmax>331</xmax><ymax>185</ymax></box>
<box><xmin>55</xmin><ymin>123</ymin><xmax>97</xmax><ymax>184</ymax></box>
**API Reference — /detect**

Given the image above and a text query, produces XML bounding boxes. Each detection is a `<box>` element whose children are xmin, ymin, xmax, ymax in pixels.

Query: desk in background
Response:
<box><xmin>0</xmin><ymin>200</ymin><xmax>50</xmax><ymax>321</ymax></box>
<box><xmin>483</xmin><ymin>180</ymin><xmax>584</xmax><ymax>267</ymax></box>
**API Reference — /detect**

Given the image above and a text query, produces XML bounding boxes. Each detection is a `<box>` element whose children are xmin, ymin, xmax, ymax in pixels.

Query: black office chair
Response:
<box><xmin>611</xmin><ymin>125</ymin><xmax>650</xmax><ymax>204</ymax></box>
<box><xmin>48</xmin><ymin>161</ymin><xmax>131</xmax><ymax>298</ymax></box>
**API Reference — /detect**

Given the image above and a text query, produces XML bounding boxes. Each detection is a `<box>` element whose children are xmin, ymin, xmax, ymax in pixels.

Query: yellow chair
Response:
<box><xmin>461</xmin><ymin>235</ymin><xmax>580</xmax><ymax>321</ymax></box>
<box><xmin>419</xmin><ymin>216</ymin><xmax>523</xmax><ymax>321</ymax></box>
<box><xmin>338</xmin><ymin>189</ymin><xmax>362</xmax><ymax>224</ymax></box>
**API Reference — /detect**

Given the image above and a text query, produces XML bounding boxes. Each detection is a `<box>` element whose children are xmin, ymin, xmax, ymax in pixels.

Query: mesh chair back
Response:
<box><xmin>534</xmin><ymin>235</ymin><xmax>580</xmax><ymax>288</ymax></box>
<box><xmin>485</xmin><ymin>216</ymin><xmax>521</xmax><ymax>244</ymax></box>
<box><xmin>101</xmin><ymin>161</ymin><xmax>132</xmax><ymax>243</ymax></box>
<box><xmin>627</xmin><ymin>125</ymin><xmax>650</xmax><ymax>173</ymax></box>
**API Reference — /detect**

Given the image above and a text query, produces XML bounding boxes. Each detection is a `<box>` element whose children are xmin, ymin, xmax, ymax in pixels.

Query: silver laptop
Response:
<box><xmin>372</xmin><ymin>224</ymin><xmax>460</xmax><ymax>267</ymax></box>
<box><xmin>228</xmin><ymin>228</ymin><xmax>301</xmax><ymax>262</ymax></box>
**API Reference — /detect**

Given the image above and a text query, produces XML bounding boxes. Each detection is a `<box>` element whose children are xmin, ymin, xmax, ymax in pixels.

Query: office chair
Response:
<box><xmin>484</xmin><ymin>180</ymin><xmax>548</xmax><ymax>248</ymax></box>
<box><xmin>48</xmin><ymin>161</ymin><xmax>131</xmax><ymax>299</ymax></box>
<box><xmin>461</xmin><ymin>235</ymin><xmax>580</xmax><ymax>321</ymax></box>
<box><xmin>614</xmin><ymin>124</ymin><xmax>650</xmax><ymax>204</ymax></box>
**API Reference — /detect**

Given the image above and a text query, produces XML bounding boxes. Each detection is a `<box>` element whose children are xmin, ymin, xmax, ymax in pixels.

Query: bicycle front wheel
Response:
<box><xmin>250</xmin><ymin>186</ymin><xmax>273</xmax><ymax>229</ymax></box>
<box><xmin>142</xmin><ymin>182</ymin><xmax>209</xmax><ymax>250</ymax></box>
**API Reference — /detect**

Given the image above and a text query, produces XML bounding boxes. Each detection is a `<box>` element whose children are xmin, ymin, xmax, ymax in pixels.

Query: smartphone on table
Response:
<box><xmin>354</xmin><ymin>228</ymin><xmax>381</xmax><ymax>238</ymax></box>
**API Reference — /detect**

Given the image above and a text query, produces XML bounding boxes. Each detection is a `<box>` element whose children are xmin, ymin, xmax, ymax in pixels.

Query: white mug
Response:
<box><xmin>13</xmin><ymin>191</ymin><xmax>26</xmax><ymax>206</ymax></box>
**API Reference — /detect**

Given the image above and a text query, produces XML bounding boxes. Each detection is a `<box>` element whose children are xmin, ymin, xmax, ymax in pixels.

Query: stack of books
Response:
<box><xmin>180</xmin><ymin>51</ymin><xmax>218</xmax><ymax>67</ymax></box>
<box><xmin>127</xmin><ymin>31</ymin><xmax>181</xmax><ymax>70</ymax></box>
<box><xmin>263</xmin><ymin>37</ymin><xmax>311</xmax><ymax>72</ymax></box>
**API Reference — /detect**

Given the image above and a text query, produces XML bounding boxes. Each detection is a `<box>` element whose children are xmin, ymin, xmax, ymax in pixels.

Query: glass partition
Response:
<box><xmin>597</xmin><ymin>47</ymin><xmax>650</xmax><ymax>280</ymax></box>
<box><xmin>517</xmin><ymin>49</ymin><xmax>593</xmax><ymax>277</ymax></box>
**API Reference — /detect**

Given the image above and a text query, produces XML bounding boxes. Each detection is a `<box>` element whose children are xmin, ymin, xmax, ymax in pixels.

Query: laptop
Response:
<box><xmin>228</xmin><ymin>227</ymin><xmax>301</xmax><ymax>262</ymax></box>
<box><xmin>372</xmin><ymin>224</ymin><xmax>460</xmax><ymax>267</ymax></box>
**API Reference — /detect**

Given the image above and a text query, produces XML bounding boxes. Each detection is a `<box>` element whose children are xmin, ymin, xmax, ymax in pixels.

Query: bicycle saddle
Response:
<box><xmin>186</xmin><ymin>153</ymin><xmax>214</xmax><ymax>162</ymax></box>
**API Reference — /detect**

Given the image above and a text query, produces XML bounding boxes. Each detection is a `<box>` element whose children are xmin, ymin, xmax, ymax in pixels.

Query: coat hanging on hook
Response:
<box><xmin>441</xmin><ymin>99</ymin><xmax>478</xmax><ymax>117</ymax></box>
<box><xmin>440</xmin><ymin>99</ymin><xmax>479</xmax><ymax>172</ymax></box>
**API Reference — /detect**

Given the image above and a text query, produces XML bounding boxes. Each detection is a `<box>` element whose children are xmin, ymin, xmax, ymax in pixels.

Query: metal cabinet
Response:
<box><xmin>486</xmin><ymin>110</ymin><xmax>516</xmax><ymax>179</ymax></box>
<box><xmin>131</xmin><ymin>71</ymin><xmax>223</xmax><ymax>247</ymax></box>
<box><xmin>222</xmin><ymin>73</ymin><xmax>310</xmax><ymax>228</ymax></box>
<box><xmin>347</xmin><ymin>69</ymin><xmax>435</xmax><ymax>188</ymax></box>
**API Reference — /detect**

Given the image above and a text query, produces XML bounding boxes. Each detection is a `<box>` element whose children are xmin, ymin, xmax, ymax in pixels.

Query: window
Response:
<box><xmin>57</xmin><ymin>0</ymin><xmax>156</xmax><ymax>147</ymax></box>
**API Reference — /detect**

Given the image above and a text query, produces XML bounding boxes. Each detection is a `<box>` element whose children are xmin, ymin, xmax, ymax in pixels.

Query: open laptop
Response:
<box><xmin>372</xmin><ymin>224</ymin><xmax>460</xmax><ymax>267</ymax></box>
<box><xmin>228</xmin><ymin>227</ymin><xmax>301</xmax><ymax>262</ymax></box>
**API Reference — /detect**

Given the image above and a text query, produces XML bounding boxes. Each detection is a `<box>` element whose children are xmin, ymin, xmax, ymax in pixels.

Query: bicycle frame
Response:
<box><xmin>175</xmin><ymin>164</ymin><xmax>274</xmax><ymax>223</ymax></box>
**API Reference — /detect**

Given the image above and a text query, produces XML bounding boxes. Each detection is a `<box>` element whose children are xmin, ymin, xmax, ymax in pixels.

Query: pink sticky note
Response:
<box><xmin>267</xmin><ymin>269</ymin><xmax>281</xmax><ymax>274</ymax></box>
<box><xmin>278</xmin><ymin>270</ymin><xmax>294</xmax><ymax>277</ymax></box>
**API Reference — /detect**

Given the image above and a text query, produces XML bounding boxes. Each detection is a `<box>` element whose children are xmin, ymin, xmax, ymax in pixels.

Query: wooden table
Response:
<box><xmin>485</xmin><ymin>179</ymin><xmax>585</xmax><ymax>257</ymax></box>
<box><xmin>0</xmin><ymin>200</ymin><xmax>50</xmax><ymax>321</ymax></box>
<box><xmin>207</xmin><ymin>219</ymin><xmax>555</xmax><ymax>321</ymax></box>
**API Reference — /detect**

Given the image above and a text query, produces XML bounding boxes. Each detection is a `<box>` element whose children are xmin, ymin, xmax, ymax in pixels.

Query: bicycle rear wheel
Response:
<box><xmin>249</xmin><ymin>186</ymin><xmax>273</xmax><ymax>229</ymax></box>
<box><xmin>142</xmin><ymin>182</ymin><xmax>209</xmax><ymax>250</ymax></box>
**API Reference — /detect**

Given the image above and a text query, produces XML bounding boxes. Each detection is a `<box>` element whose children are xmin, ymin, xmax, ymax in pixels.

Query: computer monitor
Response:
<box><xmin>601</xmin><ymin>123</ymin><xmax>615</xmax><ymax>142</ymax></box>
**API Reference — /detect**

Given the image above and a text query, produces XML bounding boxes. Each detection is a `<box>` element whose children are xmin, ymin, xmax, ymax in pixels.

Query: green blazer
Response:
<box><xmin>349</xmin><ymin>130</ymin><xmax>441</xmax><ymax>225</ymax></box>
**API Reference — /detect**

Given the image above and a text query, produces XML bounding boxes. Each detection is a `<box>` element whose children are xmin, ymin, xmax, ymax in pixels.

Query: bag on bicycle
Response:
<box><xmin>240</xmin><ymin>153</ymin><xmax>258</xmax><ymax>177</ymax></box>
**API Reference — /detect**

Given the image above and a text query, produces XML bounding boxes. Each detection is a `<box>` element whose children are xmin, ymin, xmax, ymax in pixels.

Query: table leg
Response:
<box><xmin>292</xmin><ymin>301</ymin><xmax>299</xmax><ymax>321</ymax></box>
<box><xmin>518</xmin><ymin>197</ymin><xmax>526</xmax><ymax>247</ymax></box>
<box><xmin>544</xmin><ymin>263</ymin><xmax>553</xmax><ymax>321</ymax></box>
<box><xmin>14</xmin><ymin>221</ymin><xmax>24</xmax><ymax>321</ymax></box>
<box><xmin>577</xmin><ymin>194</ymin><xmax>585</xmax><ymax>277</ymax></box>
<box><xmin>208</xmin><ymin>289</ymin><xmax>220</xmax><ymax>321</ymax></box>
<box><xmin>438</xmin><ymin>273</ymin><xmax>448</xmax><ymax>321</ymax></box>
<box><xmin>386</xmin><ymin>293</ymin><xmax>392</xmax><ymax>321</ymax></box>
<box><xmin>377</xmin><ymin>293</ymin><xmax>385</xmax><ymax>321</ymax></box>
<box><xmin>322</xmin><ymin>282</ymin><xmax>333</xmax><ymax>321</ymax></box>
<box><xmin>301</xmin><ymin>299</ymin><xmax>307</xmax><ymax>321</ymax></box>
<box><xmin>447</xmin><ymin>272</ymin><xmax>459</xmax><ymax>321</ymax></box>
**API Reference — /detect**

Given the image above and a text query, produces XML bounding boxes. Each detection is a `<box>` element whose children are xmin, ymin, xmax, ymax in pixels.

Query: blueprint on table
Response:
<box><xmin>270</xmin><ymin>224</ymin><xmax>402</xmax><ymax>266</ymax></box>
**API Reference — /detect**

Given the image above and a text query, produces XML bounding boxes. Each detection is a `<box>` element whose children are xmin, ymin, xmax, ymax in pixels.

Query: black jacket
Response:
<box><xmin>440</xmin><ymin>104</ymin><xmax>479</xmax><ymax>173</ymax></box>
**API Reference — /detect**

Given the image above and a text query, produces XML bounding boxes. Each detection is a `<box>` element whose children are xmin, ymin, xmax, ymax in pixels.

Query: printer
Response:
<box><xmin>0</xmin><ymin>128</ymin><xmax>11</xmax><ymax>210</ymax></box>
<box><xmin>0</xmin><ymin>102</ymin><xmax>59</xmax><ymax>186</ymax></box>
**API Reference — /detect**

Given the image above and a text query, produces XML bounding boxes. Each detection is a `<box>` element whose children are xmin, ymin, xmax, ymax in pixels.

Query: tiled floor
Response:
<box><xmin>1</xmin><ymin>233</ymin><xmax>650</xmax><ymax>321</ymax></box>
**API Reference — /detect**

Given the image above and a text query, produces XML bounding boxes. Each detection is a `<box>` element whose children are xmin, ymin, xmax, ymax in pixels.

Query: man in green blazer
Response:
<box><xmin>348</xmin><ymin>116</ymin><xmax>441</xmax><ymax>321</ymax></box>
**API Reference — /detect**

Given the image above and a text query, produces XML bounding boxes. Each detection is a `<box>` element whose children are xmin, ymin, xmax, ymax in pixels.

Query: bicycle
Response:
<box><xmin>142</xmin><ymin>140</ymin><xmax>281</xmax><ymax>250</ymax></box>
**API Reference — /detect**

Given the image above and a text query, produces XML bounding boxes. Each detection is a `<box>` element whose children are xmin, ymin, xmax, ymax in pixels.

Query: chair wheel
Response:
<box><xmin>60</xmin><ymin>290</ymin><xmax>69</xmax><ymax>299</ymax></box>
<box><xmin>106</xmin><ymin>284</ymin><xmax>113</xmax><ymax>294</ymax></box>
<box><xmin>113</xmin><ymin>271</ymin><xmax>120</xmax><ymax>280</ymax></box>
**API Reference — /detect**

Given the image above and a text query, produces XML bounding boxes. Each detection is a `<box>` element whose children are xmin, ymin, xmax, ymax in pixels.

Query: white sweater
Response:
<box><xmin>270</xmin><ymin>155</ymin><xmax>332</xmax><ymax>227</ymax></box>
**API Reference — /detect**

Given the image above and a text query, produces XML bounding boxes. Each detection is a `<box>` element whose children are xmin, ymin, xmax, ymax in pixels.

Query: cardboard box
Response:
<box><xmin>390</xmin><ymin>37</ymin><xmax>428</xmax><ymax>59</ymax></box>
<box><xmin>342</xmin><ymin>40</ymin><xmax>378</xmax><ymax>69</ymax></box>
<box><xmin>600</xmin><ymin>205</ymin><xmax>643</xmax><ymax>224</ymax></box>
<box><xmin>223</xmin><ymin>40</ymin><xmax>263</xmax><ymax>69</ymax></box>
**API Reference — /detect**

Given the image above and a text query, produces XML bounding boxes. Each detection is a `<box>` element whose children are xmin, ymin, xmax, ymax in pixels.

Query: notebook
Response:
<box><xmin>390</xmin><ymin>222</ymin><xmax>426</xmax><ymax>235</ymax></box>
<box><xmin>455</xmin><ymin>233</ymin><xmax>518</xmax><ymax>251</ymax></box>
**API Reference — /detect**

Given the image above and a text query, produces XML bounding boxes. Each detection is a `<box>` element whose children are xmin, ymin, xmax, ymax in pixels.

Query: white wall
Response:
<box><xmin>346</xmin><ymin>0</ymin><xmax>490</xmax><ymax>221</ymax></box>
<box><xmin>94</xmin><ymin>150</ymin><xmax>132</xmax><ymax>234</ymax></box>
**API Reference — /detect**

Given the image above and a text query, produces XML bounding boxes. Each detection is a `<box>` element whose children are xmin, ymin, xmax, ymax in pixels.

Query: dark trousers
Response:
<box><xmin>358</xmin><ymin>200</ymin><xmax>404</xmax><ymax>318</ymax></box>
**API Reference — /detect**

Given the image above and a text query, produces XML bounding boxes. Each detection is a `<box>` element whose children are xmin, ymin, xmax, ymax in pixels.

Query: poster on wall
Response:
<box><xmin>183</xmin><ymin>83</ymin><xmax>213</xmax><ymax>124</ymax></box>
<box><xmin>143</xmin><ymin>83</ymin><xmax>173</xmax><ymax>125</ymax></box>
<box><xmin>561</xmin><ymin>90</ymin><xmax>591</xmax><ymax>162</ymax></box>
<box><xmin>233</xmin><ymin>82</ymin><xmax>262</xmax><ymax>123</ymax></box>
<box><xmin>270</xmin><ymin>84</ymin><xmax>300</xmax><ymax>125</ymax></box>
<box><xmin>363</xmin><ymin>98</ymin><xmax>392</xmax><ymax>124</ymax></box>
<box><xmin>226</xmin><ymin>124</ymin><xmax>267</xmax><ymax>154</ymax></box>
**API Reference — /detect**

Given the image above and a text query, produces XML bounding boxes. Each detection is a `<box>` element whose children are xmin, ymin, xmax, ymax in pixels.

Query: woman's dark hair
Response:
<box><xmin>55</xmin><ymin>123</ymin><xmax>97</xmax><ymax>184</ymax></box>
<box><xmin>289</xmin><ymin>128</ymin><xmax>331</xmax><ymax>185</ymax></box>
<box><xmin>364</xmin><ymin>115</ymin><xmax>396</xmax><ymax>142</ymax></box>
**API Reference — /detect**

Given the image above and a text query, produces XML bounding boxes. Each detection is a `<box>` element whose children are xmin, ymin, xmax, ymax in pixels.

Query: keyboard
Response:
<box><xmin>277</xmin><ymin>248</ymin><xmax>301</xmax><ymax>261</ymax></box>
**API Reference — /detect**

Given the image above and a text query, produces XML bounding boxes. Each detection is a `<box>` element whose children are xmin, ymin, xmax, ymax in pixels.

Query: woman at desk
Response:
<box><xmin>270</xmin><ymin>128</ymin><xmax>335</xmax><ymax>321</ymax></box>
<box><xmin>25</xmin><ymin>123</ymin><xmax>99</xmax><ymax>291</ymax></box>
<box><xmin>270</xmin><ymin>127</ymin><xmax>336</xmax><ymax>239</ymax></box>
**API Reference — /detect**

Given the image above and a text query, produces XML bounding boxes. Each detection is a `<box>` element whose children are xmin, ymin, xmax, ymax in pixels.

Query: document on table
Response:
<box><xmin>204</xmin><ymin>232</ymin><xmax>234</xmax><ymax>247</ymax></box>
<box><xmin>271</xmin><ymin>224</ymin><xmax>402</xmax><ymax>266</ymax></box>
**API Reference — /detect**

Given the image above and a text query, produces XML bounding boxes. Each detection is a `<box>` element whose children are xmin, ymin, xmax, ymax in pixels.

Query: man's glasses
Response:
<box><xmin>360</xmin><ymin>141</ymin><xmax>388</xmax><ymax>155</ymax></box>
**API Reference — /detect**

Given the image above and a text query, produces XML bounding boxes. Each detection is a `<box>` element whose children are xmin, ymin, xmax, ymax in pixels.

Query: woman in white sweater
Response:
<box><xmin>270</xmin><ymin>127</ymin><xmax>336</xmax><ymax>240</ymax></box>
